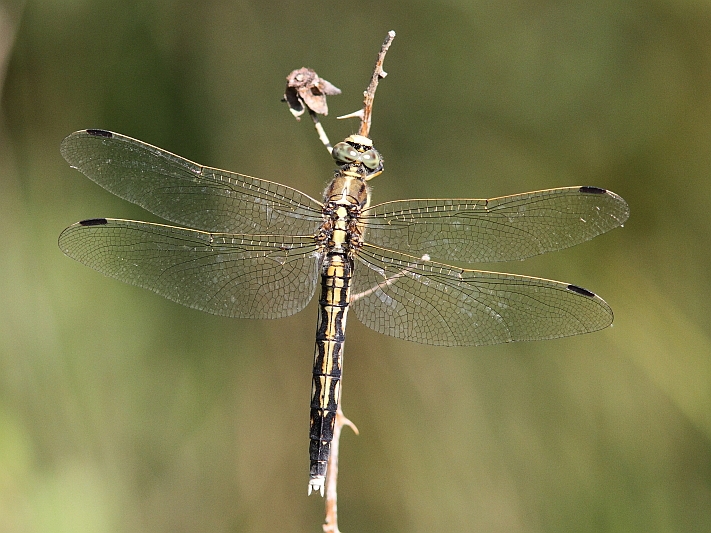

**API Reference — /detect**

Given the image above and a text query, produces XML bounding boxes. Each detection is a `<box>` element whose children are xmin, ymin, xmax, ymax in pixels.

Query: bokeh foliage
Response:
<box><xmin>0</xmin><ymin>0</ymin><xmax>709</xmax><ymax>532</ymax></box>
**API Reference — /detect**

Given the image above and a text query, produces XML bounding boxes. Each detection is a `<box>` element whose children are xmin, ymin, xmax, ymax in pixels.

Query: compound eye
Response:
<box><xmin>332</xmin><ymin>142</ymin><xmax>359</xmax><ymax>164</ymax></box>
<box><xmin>361</xmin><ymin>149</ymin><xmax>381</xmax><ymax>170</ymax></box>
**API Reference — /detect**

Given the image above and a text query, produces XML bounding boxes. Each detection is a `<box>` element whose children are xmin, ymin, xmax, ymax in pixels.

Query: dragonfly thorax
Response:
<box><xmin>324</xmin><ymin>173</ymin><xmax>369</xmax><ymax>207</ymax></box>
<box><xmin>318</xmin><ymin>199</ymin><xmax>364</xmax><ymax>253</ymax></box>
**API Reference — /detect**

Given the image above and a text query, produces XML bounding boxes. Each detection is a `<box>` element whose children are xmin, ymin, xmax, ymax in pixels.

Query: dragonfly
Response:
<box><xmin>58</xmin><ymin>129</ymin><xmax>629</xmax><ymax>496</ymax></box>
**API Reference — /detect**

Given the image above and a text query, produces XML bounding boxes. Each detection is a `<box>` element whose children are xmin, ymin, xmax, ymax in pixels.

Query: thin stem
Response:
<box><xmin>358</xmin><ymin>30</ymin><xmax>396</xmax><ymax>138</ymax></box>
<box><xmin>309</xmin><ymin>109</ymin><xmax>334</xmax><ymax>154</ymax></box>
<box><xmin>323</xmin><ymin>407</ymin><xmax>359</xmax><ymax>533</ymax></box>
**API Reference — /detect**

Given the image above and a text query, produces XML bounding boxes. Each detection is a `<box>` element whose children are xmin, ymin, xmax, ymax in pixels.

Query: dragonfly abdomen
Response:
<box><xmin>308</xmin><ymin>252</ymin><xmax>354</xmax><ymax>495</ymax></box>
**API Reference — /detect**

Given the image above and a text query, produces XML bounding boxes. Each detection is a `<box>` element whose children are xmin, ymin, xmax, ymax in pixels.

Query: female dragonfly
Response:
<box><xmin>59</xmin><ymin>129</ymin><xmax>629</xmax><ymax>495</ymax></box>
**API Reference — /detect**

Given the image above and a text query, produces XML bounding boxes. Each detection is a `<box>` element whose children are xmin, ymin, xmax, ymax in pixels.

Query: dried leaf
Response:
<box><xmin>284</xmin><ymin>68</ymin><xmax>341</xmax><ymax>119</ymax></box>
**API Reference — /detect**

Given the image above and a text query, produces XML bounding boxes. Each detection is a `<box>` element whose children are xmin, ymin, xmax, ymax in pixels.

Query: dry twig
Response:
<box><xmin>322</xmin><ymin>409</ymin><xmax>358</xmax><ymax>533</ymax></box>
<box><xmin>358</xmin><ymin>30</ymin><xmax>396</xmax><ymax>138</ymax></box>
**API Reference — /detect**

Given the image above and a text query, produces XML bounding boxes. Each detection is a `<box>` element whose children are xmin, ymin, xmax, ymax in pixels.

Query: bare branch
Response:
<box><xmin>309</xmin><ymin>109</ymin><xmax>335</xmax><ymax>153</ymax></box>
<box><xmin>323</xmin><ymin>407</ymin><xmax>359</xmax><ymax>533</ymax></box>
<box><xmin>336</xmin><ymin>109</ymin><xmax>364</xmax><ymax>121</ymax></box>
<box><xmin>358</xmin><ymin>30</ymin><xmax>396</xmax><ymax>138</ymax></box>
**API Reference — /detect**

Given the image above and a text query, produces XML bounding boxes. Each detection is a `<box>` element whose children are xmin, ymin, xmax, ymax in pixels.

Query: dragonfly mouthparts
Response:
<box><xmin>308</xmin><ymin>477</ymin><xmax>325</xmax><ymax>497</ymax></box>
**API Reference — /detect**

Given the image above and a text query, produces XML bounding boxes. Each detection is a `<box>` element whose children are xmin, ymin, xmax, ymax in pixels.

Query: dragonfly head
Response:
<box><xmin>332</xmin><ymin>135</ymin><xmax>383</xmax><ymax>180</ymax></box>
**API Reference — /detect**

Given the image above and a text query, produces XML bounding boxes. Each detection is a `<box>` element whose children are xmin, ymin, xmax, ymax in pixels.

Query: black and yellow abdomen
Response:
<box><xmin>306</xmin><ymin>136</ymin><xmax>375</xmax><ymax>496</ymax></box>
<box><xmin>309</xmin><ymin>252</ymin><xmax>354</xmax><ymax>493</ymax></box>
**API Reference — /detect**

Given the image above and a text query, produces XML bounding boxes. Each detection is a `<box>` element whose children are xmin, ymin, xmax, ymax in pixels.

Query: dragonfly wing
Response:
<box><xmin>59</xmin><ymin>219</ymin><xmax>320</xmax><ymax>319</ymax></box>
<box><xmin>361</xmin><ymin>186</ymin><xmax>629</xmax><ymax>263</ymax></box>
<box><xmin>61</xmin><ymin>130</ymin><xmax>324</xmax><ymax>235</ymax></box>
<box><xmin>351</xmin><ymin>244</ymin><xmax>613</xmax><ymax>346</ymax></box>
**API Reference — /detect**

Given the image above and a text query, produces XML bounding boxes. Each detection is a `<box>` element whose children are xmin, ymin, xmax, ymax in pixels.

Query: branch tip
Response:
<box><xmin>337</xmin><ymin>109</ymin><xmax>365</xmax><ymax>121</ymax></box>
<box><xmin>357</xmin><ymin>31</ymin><xmax>396</xmax><ymax>137</ymax></box>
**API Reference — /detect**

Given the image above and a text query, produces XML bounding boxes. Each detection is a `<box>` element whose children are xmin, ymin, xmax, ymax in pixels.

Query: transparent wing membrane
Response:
<box><xmin>61</xmin><ymin>130</ymin><xmax>324</xmax><ymax>235</ymax></box>
<box><xmin>361</xmin><ymin>187</ymin><xmax>629</xmax><ymax>263</ymax></box>
<box><xmin>59</xmin><ymin>218</ymin><xmax>320</xmax><ymax>319</ymax></box>
<box><xmin>351</xmin><ymin>244</ymin><xmax>613</xmax><ymax>346</ymax></box>
<box><xmin>60</xmin><ymin>120</ymin><xmax>628</xmax><ymax>499</ymax></box>
<box><xmin>60</xmin><ymin>130</ymin><xmax>627</xmax><ymax>345</ymax></box>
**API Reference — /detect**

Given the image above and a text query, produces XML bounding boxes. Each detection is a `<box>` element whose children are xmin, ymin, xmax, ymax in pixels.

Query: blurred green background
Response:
<box><xmin>1</xmin><ymin>1</ymin><xmax>710</xmax><ymax>532</ymax></box>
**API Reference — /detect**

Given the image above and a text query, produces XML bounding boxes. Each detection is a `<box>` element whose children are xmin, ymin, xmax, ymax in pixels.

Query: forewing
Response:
<box><xmin>59</xmin><ymin>219</ymin><xmax>320</xmax><ymax>319</ymax></box>
<box><xmin>361</xmin><ymin>187</ymin><xmax>629</xmax><ymax>263</ymax></box>
<box><xmin>61</xmin><ymin>130</ymin><xmax>324</xmax><ymax>234</ymax></box>
<box><xmin>351</xmin><ymin>244</ymin><xmax>613</xmax><ymax>346</ymax></box>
